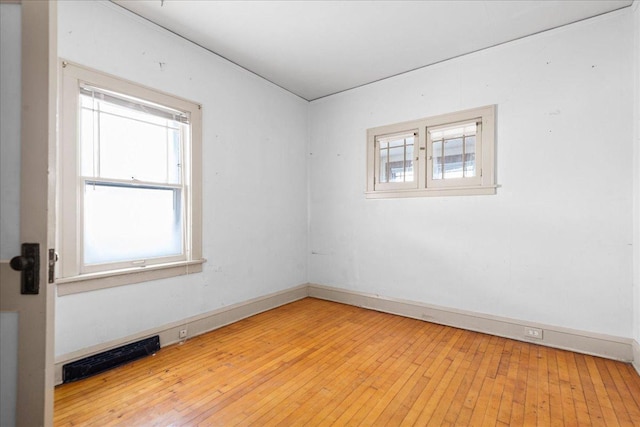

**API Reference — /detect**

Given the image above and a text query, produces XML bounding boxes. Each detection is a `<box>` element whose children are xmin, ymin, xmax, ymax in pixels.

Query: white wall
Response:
<box><xmin>309</xmin><ymin>9</ymin><xmax>635</xmax><ymax>338</ymax></box>
<box><xmin>633</xmin><ymin>0</ymin><xmax>640</xmax><ymax>346</ymax></box>
<box><xmin>55</xmin><ymin>1</ymin><xmax>309</xmax><ymax>357</ymax></box>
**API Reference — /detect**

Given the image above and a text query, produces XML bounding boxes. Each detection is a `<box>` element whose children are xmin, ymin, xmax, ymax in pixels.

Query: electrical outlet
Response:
<box><xmin>179</xmin><ymin>329</ymin><xmax>187</xmax><ymax>339</ymax></box>
<box><xmin>524</xmin><ymin>326</ymin><xmax>543</xmax><ymax>340</ymax></box>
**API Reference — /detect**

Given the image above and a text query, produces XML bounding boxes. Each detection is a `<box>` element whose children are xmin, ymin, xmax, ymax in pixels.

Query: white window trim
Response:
<box><xmin>366</xmin><ymin>105</ymin><xmax>497</xmax><ymax>198</ymax></box>
<box><xmin>58</xmin><ymin>61</ymin><xmax>204</xmax><ymax>294</ymax></box>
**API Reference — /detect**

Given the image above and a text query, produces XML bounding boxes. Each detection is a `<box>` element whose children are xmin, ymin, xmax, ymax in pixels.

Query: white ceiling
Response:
<box><xmin>113</xmin><ymin>0</ymin><xmax>632</xmax><ymax>101</ymax></box>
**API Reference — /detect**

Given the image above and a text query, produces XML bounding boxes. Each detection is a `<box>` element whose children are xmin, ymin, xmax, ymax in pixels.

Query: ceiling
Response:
<box><xmin>113</xmin><ymin>0</ymin><xmax>633</xmax><ymax>101</ymax></box>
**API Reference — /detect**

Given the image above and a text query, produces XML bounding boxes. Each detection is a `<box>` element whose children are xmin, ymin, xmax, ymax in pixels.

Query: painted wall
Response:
<box><xmin>309</xmin><ymin>9</ymin><xmax>635</xmax><ymax>338</ymax></box>
<box><xmin>55</xmin><ymin>1</ymin><xmax>309</xmax><ymax>357</ymax></box>
<box><xmin>633</xmin><ymin>0</ymin><xmax>640</xmax><ymax>346</ymax></box>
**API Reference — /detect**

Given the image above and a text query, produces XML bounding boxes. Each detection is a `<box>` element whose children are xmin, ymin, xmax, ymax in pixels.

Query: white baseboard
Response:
<box><xmin>308</xmin><ymin>284</ymin><xmax>634</xmax><ymax>364</ymax></box>
<box><xmin>54</xmin><ymin>282</ymin><xmax>638</xmax><ymax>385</ymax></box>
<box><xmin>54</xmin><ymin>284</ymin><xmax>308</xmax><ymax>385</ymax></box>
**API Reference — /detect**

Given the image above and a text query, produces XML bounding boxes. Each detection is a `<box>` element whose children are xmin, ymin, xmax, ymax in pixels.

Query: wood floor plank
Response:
<box><xmin>523</xmin><ymin>346</ymin><xmax>540</xmax><ymax>425</ymax></box>
<box><xmin>555</xmin><ymin>349</ymin><xmax>579</xmax><ymax>425</ymax></box>
<box><xmin>508</xmin><ymin>341</ymin><xmax>530</xmax><ymax>425</ymax></box>
<box><xmin>386</xmin><ymin>327</ymin><xmax>464</xmax><ymax>425</ymax></box>
<box><xmin>414</xmin><ymin>331</ymin><xmax>479</xmax><ymax>425</ymax></box>
<box><xmin>314</xmin><ymin>328</ymin><xmax>413</xmax><ymax>425</ymax></box>
<box><xmin>335</xmin><ymin>321</ymin><xmax>426</xmax><ymax>425</ymax></box>
<box><xmin>496</xmin><ymin>341</ymin><xmax>520</xmax><ymax>425</ymax></box>
<box><xmin>546</xmin><ymin>346</ymin><xmax>565</xmax><ymax>426</ymax></box>
<box><xmin>459</xmin><ymin>335</ymin><xmax>502</xmax><ymax>425</ymax></box>
<box><xmin>468</xmin><ymin>336</ymin><xmax>507</xmax><ymax>425</ymax></box>
<box><xmin>406</xmin><ymin>330</ymin><xmax>472</xmax><ymax>425</ymax></box>
<box><xmin>265</xmin><ymin>312</ymin><xmax>404</xmax><ymax>426</ymax></box>
<box><xmin>481</xmin><ymin>356</ymin><xmax>508</xmax><ymax>425</ymax></box>
<box><xmin>441</xmin><ymin>333</ymin><xmax>488</xmax><ymax>424</ymax></box>
<box><xmin>595</xmin><ymin>358</ymin><xmax>633</xmax><ymax>426</ymax></box>
<box><xmin>353</xmin><ymin>328</ymin><xmax>433</xmax><ymax>425</ymax></box>
<box><xmin>606</xmin><ymin>360</ymin><xmax>640</xmax><ymax>422</ymax></box>
<box><xmin>537</xmin><ymin>345</ymin><xmax>552</xmax><ymax>425</ymax></box>
<box><xmin>54</xmin><ymin>298</ymin><xmax>640</xmax><ymax>426</ymax></box>
<box><xmin>246</xmin><ymin>316</ymin><xmax>411</xmax><ymax>426</ymax></box>
<box><xmin>615</xmin><ymin>363</ymin><xmax>640</xmax><ymax>411</ymax></box>
<box><xmin>566</xmin><ymin>352</ymin><xmax>595</xmax><ymax>425</ymax></box>
<box><xmin>368</xmin><ymin>326</ymin><xmax>453</xmax><ymax>426</ymax></box>
<box><xmin>575</xmin><ymin>353</ymin><xmax>607</xmax><ymax>426</ymax></box>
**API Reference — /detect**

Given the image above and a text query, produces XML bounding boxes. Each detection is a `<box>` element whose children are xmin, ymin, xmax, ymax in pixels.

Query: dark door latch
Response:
<box><xmin>9</xmin><ymin>243</ymin><xmax>40</xmax><ymax>295</ymax></box>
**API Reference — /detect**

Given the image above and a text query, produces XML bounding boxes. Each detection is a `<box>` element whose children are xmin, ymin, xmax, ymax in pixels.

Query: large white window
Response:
<box><xmin>58</xmin><ymin>62</ymin><xmax>203</xmax><ymax>294</ymax></box>
<box><xmin>366</xmin><ymin>105</ymin><xmax>496</xmax><ymax>198</ymax></box>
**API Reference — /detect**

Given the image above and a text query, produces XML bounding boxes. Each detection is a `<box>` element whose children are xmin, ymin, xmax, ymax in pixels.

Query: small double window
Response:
<box><xmin>367</xmin><ymin>105</ymin><xmax>496</xmax><ymax>198</ymax></box>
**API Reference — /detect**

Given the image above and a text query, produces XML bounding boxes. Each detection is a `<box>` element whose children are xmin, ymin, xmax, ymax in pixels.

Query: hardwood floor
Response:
<box><xmin>54</xmin><ymin>298</ymin><xmax>640</xmax><ymax>426</ymax></box>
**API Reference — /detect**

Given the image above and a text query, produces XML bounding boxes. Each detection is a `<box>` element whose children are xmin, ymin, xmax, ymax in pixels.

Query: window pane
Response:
<box><xmin>443</xmin><ymin>137</ymin><xmax>464</xmax><ymax>179</ymax></box>
<box><xmin>83</xmin><ymin>183</ymin><xmax>183</xmax><ymax>265</ymax></box>
<box><xmin>80</xmin><ymin>108</ymin><xmax>96</xmax><ymax>177</ymax></box>
<box><xmin>388</xmin><ymin>137</ymin><xmax>405</xmax><ymax>148</ymax></box>
<box><xmin>432</xmin><ymin>140</ymin><xmax>443</xmax><ymax>179</ymax></box>
<box><xmin>431</xmin><ymin>122</ymin><xmax>478</xmax><ymax>181</ymax></box>
<box><xmin>405</xmin><ymin>144</ymin><xmax>414</xmax><ymax>182</ymax></box>
<box><xmin>377</xmin><ymin>134</ymin><xmax>415</xmax><ymax>184</ymax></box>
<box><xmin>96</xmin><ymin>113</ymin><xmax>181</xmax><ymax>184</ymax></box>
<box><xmin>388</xmin><ymin>146</ymin><xmax>405</xmax><ymax>182</ymax></box>
<box><xmin>379</xmin><ymin>145</ymin><xmax>388</xmax><ymax>183</ymax></box>
<box><xmin>464</xmin><ymin>135</ymin><xmax>476</xmax><ymax>177</ymax></box>
<box><xmin>80</xmin><ymin>93</ymin><xmax>182</xmax><ymax>184</ymax></box>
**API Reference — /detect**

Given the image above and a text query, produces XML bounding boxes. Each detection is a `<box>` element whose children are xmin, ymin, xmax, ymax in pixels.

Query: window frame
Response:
<box><xmin>426</xmin><ymin>118</ymin><xmax>483</xmax><ymax>189</ymax></box>
<box><xmin>57</xmin><ymin>61</ymin><xmax>203</xmax><ymax>295</ymax></box>
<box><xmin>373</xmin><ymin>128</ymin><xmax>421</xmax><ymax>192</ymax></box>
<box><xmin>366</xmin><ymin>105</ymin><xmax>496</xmax><ymax>199</ymax></box>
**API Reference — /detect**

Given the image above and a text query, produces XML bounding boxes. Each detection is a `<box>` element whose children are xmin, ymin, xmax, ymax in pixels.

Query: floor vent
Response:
<box><xmin>62</xmin><ymin>335</ymin><xmax>160</xmax><ymax>383</ymax></box>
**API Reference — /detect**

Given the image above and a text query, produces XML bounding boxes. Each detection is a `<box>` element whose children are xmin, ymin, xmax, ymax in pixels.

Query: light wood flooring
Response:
<box><xmin>54</xmin><ymin>298</ymin><xmax>640</xmax><ymax>426</ymax></box>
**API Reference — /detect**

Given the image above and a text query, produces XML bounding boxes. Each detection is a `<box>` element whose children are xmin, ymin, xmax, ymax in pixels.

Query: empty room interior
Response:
<box><xmin>1</xmin><ymin>0</ymin><xmax>640</xmax><ymax>425</ymax></box>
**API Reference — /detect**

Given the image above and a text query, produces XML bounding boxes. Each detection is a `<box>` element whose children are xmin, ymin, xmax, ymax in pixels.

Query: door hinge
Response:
<box><xmin>48</xmin><ymin>249</ymin><xmax>57</xmax><ymax>284</ymax></box>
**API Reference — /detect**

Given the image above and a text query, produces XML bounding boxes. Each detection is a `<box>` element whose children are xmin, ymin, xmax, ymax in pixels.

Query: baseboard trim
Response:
<box><xmin>54</xmin><ymin>284</ymin><xmax>308</xmax><ymax>385</ymax></box>
<box><xmin>308</xmin><ymin>284</ymin><xmax>634</xmax><ymax>364</ymax></box>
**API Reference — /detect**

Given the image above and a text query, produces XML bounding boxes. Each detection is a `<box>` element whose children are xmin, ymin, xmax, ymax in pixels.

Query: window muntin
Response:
<box><xmin>59</xmin><ymin>61</ymin><xmax>203</xmax><ymax>289</ymax></box>
<box><xmin>366</xmin><ymin>105</ymin><xmax>496</xmax><ymax>198</ymax></box>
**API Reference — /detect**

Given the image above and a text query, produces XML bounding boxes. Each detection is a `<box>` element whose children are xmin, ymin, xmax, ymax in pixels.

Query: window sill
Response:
<box><xmin>365</xmin><ymin>185</ymin><xmax>499</xmax><ymax>199</ymax></box>
<box><xmin>56</xmin><ymin>259</ymin><xmax>206</xmax><ymax>296</ymax></box>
